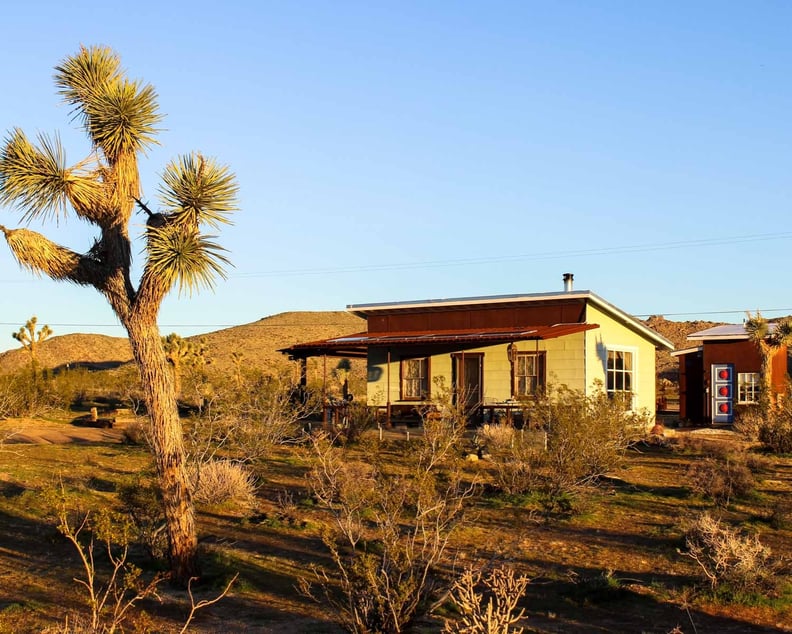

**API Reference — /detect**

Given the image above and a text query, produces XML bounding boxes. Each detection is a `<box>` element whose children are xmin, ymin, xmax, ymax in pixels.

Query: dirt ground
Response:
<box><xmin>1</xmin><ymin>417</ymin><xmax>791</xmax><ymax>633</ymax></box>
<box><xmin>1</xmin><ymin>416</ymin><xmax>129</xmax><ymax>445</ymax></box>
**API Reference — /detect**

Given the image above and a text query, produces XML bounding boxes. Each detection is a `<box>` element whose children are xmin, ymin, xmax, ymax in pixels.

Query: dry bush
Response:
<box><xmin>190</xmin><ymin>460</ymin><xmax>257</xmax><ymax>509</ymax></box>
<box><xmin>476</xmin><ymin>423</ymin><xmax>516</xmax><ymax>451</ymax></box>
<box><xmin>418</xmin><ymin>377</ymin><xmax>468</xmax><ymax>470</ymax></box>
<box><xmin>488</xmin><ymin>441</ymin><xmax>542</xmax><ymax>497</ymax></box>
<box><xmin>117</xmin><ymin>479</ymin><xmax>168</xmax><ymax>561</ymax></box>
<box><xmin>759</xmin><ymin>392</ymin><xmax>792</xmax><ymax>454</ymax></box>
<box><xmin>51</xmin><ymin>495</ymin><xmax>166</xmax><ymax>634</ymax></box>
<box><xmin>302</xmin><ymin>432</ymin><xmax>474</xmax><ymax>633</ymax></box>
<box><xmin>533</xmin><ymin>385</ymin><xmax>650</xmax><ymax>488</ymax></box>
<box><xmin>121</xmin><ymin>419</ymin><xmax>149</xmax><ymax>445</ymax></box>
<box><xmin>734</xmin><ymin>405</ymin><xmax>764</xmax><ymax>441</ymax></box>
<box><xmin>443</xmin><ymin>564</ymin><xmax>530</xmax><ymax>634</ymax></box>
<box><xmin>768</xmin><ymin>496</ymin><xmax>792</xmax><ymax>530</ymax></box>
<box><xmin>686</xmin><ymin>456</ymin><xmax>756</xmax><ymax>507</ymax></box>
<box><xmin>684</xmin><ymin>512</ymin><xmax>780</xmax><ymax>596</ymax></box>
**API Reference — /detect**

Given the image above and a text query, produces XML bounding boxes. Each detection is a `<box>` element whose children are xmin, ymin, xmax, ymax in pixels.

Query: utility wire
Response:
<box><xmin>233</xmin><ymin>231</ymin><xmax>792</xmax><ymax>277</ymax></box>
<box><xmin>2</xmin><ymin>309</ymin><xmax>792</xmax><ymax>331</ymax></box>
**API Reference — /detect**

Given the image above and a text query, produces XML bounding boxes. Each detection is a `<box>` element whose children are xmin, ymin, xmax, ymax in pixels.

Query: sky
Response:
<box><xmin>1</xmin><ymin>1</ymin><xmax>791</xmax><ymax>351</ymax></box>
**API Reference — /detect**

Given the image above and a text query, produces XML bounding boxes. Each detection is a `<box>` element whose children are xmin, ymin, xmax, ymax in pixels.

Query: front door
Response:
<box><xmin>453</xmin><ymin>353</ymin><xmax>483</xmax><ymax>415</ymax></box>
<box><xmin>711</xmin><ymin>363</ymin><xmax>734</xmax><ymax>424</ymax></box>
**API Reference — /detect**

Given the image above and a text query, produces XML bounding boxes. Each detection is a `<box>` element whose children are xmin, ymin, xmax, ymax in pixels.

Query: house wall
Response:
<box><xmin>585</xmin><ymin>303</ymin><xmax>658</xmax><ymax>413</ymax></box>
<box><xmin>365</xmin><ymin>332</ymin><xmax>588</xmax><ymax>406</ymax></box>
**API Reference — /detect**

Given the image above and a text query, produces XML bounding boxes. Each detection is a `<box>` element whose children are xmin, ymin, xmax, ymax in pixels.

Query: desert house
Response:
<box><xmin>282</xmin><ymin>274</ymin><xmax>674</xmax><ymax>425</ymax></box>
<box><xmin>672</xmin><ymin>324</ymin><xmax>789</xmax><ymax>424</ymax></box>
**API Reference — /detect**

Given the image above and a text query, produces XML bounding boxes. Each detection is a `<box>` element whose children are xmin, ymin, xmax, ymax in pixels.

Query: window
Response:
<box><xmin>607</xmin><ymin>349</ymin><xmax>634</xmax><ymax>397</ymax></box>
<box><xmin>738</xmin><ymin>372</ymin><xmax>760</xmax><ymax>404</ymax></box>
<box><xmin>513</xmin><ymin>352</ymin><xmax>545</xmax><ymax>397</ymax></box>
<box><xmin>401</xmin><ymin>357</ymin><xmax>429</xmax><ymax>400</ymax></box>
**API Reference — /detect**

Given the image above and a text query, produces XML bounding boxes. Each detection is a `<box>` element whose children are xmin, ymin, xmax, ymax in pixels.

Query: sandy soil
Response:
<box><xmin>0</xmin><ymin>416</ymin><xmax>129</xmax><ymax>444</ymax></box>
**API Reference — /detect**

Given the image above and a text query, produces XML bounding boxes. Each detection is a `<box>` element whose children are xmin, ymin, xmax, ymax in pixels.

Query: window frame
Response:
<box><xmin>400</xmin><ymin>356</ymin><xmax>430</xmax><ymax>401</ymax></box>
<box><xmin>606</xmin><ymin>347</ymin><xmax>637</xmax><ymax>403</ymax></box>
<box><xmin>511</xmin><ymin>351</ymin><xmax>546</xmax><ymax>398</ymax></box>
<box><xmin>737</xmin><ymin>372</ymin><xmax>760</xmax><ymax>404</ymax></box>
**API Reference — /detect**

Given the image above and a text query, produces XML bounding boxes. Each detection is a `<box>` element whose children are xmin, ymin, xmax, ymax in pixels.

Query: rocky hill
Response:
<box><xmin>642</xmin><ymin>315</ymin><xmax>724</xmax><ymax>381</ymax></box>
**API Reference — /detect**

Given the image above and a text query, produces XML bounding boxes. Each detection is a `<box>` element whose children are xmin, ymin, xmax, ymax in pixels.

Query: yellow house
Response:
<box><xmin>282</xmin><ymin>275</ymin><xmax>674</xmax><ymax>423</ymax></box>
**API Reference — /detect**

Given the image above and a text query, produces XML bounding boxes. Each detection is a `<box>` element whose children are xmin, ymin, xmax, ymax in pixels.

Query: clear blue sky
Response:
<box><xmin>1</xmin><ymin>1</ymin><xmax>791</xmax><ymax>351</ymax></box>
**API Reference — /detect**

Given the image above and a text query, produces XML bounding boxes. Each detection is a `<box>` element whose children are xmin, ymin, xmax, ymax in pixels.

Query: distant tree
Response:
<box><xmin>162</xmin><ymin>333</ymin><xmax>211</xmax><ymax>398</ymax></box>
<box><xmin>744</xmin><ymin>311</ymin><xmax>792</xmax><ymax>409</ymax></box>
<box><xmin>0</xmin><ymin>47</ymin><xmax>238</xmax><ymax>583</ymax></box>
<box><xmin>12</xmin><ymin>316</ymin><xmax>52</xmax><ymax>383</ymax></box>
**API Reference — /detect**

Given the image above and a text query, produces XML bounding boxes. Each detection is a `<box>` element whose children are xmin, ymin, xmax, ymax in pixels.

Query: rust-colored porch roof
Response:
<box><xmin>280</xmin><ymin>322</ymin><xmax>599</xmax><ymax>359</ymax></box>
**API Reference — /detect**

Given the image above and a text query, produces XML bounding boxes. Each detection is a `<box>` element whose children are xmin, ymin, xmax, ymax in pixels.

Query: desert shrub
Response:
<box><xmin>0</xmin><ymin>372</ymin><xmax>27</xmax><ymax>418</ymax></box>
<box><xmin>768</xmin><ymin>496</ymin><xmax>792</xmax><ymax>530</ymax></box>
<box><xmin>758</xmin><ymin>392</ymin><xmax>792</xmax><ymax>454</ymax></box>
<box><xmin>684</xmin><ymin>512</ymin><xmax>780</xmax><ymax>598</ymax></box>
<box><xmin>121</xmin><ymin>419</ymin><xmax>149</xmax><ymax>445</ymax></box>
<box><xmin>534</xmin><ymin>385</ymin><xmax>651</xmax><ymax>487</ymax></box>
<box><xmin>476</xmin><ymin>422</ymin><xmax>516</xmax><ymax>451</ymax></box>
<box><xmin>488</xmin><ymin>441</ymin><xmax>541</xmax><ymax>497</ymax></box>
<box><xmin>485</xmin><ymin>386</ymin><xmax>647</xmax><ymax>516</ymax></box>
<box><xmin>117</xmin><ymin>479</ymin><xmax>168</xmax><ymax>561</ymax></box>
<box><xmin>0</xmin><ymin>370</ymin><xmax>60</xmax><ymax>417</ymax></box>
<box><xmin>50</xmin><ymin>491</ymin><xmax>166</xmax><ymax>633</ymax></box>
<box><xmin>687</xmin><ymin>455</ymin><xmax>756</xmax><ymax>507</ymax></box>
<box><xmin>333</xmin><ymin>399</ymin><xmax>380</xmax><ymax>445</ymax></box>
<box><xmin>220</xmin><ymin>370</ymin><xmax>319</xmax><ymax>458</ymax></box>
<box><xmin>744</xmin><ymin>451</ymin><xmax>774</xmax><ymax>474</ymax></box>
<box><xmin>734</xmin><ymin>405</ymin><xmax>764</xmax><ymax>441</ymax></box>
<box><xmin>443</xmin><ymin>564</ymin><xmax>530</xmax><ymax>633</ymax></box>
<box><xmin>302</xmin><ymin>432</ymin><xmax>474</xmax><ymax>633</ymax></box>
<box><xmin>190</xmin><ymin>460</ymin><xmax>257</xmax><ymax>509</ymax></box>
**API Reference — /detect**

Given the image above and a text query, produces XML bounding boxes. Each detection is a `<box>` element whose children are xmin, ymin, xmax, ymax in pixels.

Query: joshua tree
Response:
<box><xmin>0</xmin><ymin>47</ymin><xmax>238</xmax><ymax>583</ymax></box>
<box><xmin>12</xmin><ymin>316</ymin><xmax>52</xmax><ymax>383</ymax></box>
<box><xmin>162</xmin><ymin>333</ymin><xmax>211</xmax><ymax>398</ymax></box>
<box><xmin>744</xmin><ymin>311</ymin><xmax>792</xmax><ymax>409</ymax></box>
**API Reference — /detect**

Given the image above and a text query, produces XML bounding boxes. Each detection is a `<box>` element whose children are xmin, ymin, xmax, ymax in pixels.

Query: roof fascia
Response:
<box><xmin>670</xmin><ymin>345</ymin><xmax>704</xmax><ymax>357</ymax></box>
<box><xmin>584</xmin><ymin>293</ymin><xmax>675</xmax><ymax>350</ymax></box>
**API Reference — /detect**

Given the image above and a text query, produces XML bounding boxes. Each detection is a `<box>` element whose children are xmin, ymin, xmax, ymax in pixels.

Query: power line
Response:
<box><xmin>2</xmin><ymin>309</ymin><xmax>791</xmax><ymax>332</ymax></box>
<box><xmin>1</xmin><ymin>231</ymin><xmax>790</xmax><ymax>283</ymax></box>
<box><xmin>234</xmin><ymin>231</ymin><xmax>792</xmax><ymax>277</ymax></box>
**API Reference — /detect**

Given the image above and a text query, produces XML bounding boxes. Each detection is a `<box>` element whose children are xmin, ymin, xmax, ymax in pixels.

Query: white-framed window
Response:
<box><xmin>401</xmin><ymin>357</ymin><xmax>429</xmax><ymax>400</ymax></box>
<box><xmin>606</xmin><ymin>348</ymin><xmax>634</xmax><ymax>398</ymax></box>
<box><xmin>513</xmin><ymin>352</ymin><xmax>545</xmax><ymax>397</ymax></box>
<box><xmin>738</xmin><ymin>372</ymin><xmax>760</xmax><ymax>404</ymax></box>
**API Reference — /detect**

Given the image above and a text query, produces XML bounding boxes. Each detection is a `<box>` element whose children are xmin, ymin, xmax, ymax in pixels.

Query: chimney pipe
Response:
<box><xmin>563</xmin><ymin>273</ymin><xmax>574</xmax><ymax>292</ymax></box>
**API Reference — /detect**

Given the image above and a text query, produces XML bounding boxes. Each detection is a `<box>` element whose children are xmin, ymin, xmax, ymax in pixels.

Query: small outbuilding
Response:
<box><xmin>672</xmin><ymin>324</ymin><xmax>789</xmax><ymax>424</ymax></box>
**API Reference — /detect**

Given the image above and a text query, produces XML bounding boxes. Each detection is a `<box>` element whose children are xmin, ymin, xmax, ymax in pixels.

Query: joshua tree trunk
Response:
<box><xmin>125</xmin><ymin>316</ymin><xmax>198</xmax><ymax>581</ymax></box>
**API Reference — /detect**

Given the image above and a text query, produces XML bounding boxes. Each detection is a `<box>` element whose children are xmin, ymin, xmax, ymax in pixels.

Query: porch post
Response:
<box><xmin>386</xmin><ymin>348</ymin><xmax>392</xmax><ymax>427</ymax></box>
<box><xmin>322</xmin><ymin>355</ymin><xmax>327</xmax><ymax>425</ymax></box>
<box><xmin>299</xmin><ymin>357</ymin><xmax>308</xmax><ymax>405</ymax></box>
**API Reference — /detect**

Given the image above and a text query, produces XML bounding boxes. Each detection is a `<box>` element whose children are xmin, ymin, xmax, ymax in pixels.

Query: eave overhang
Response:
<box><xmin>279</xmin><ymin>322</ymin><xmax>599</xmax><ymax>360</ymax></box>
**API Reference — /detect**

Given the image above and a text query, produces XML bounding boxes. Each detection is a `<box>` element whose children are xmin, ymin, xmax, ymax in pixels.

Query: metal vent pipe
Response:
<box><xmin>563</xmin><ymin>272</ymin><xmax>574</xmax><ymax>292</ymax></box>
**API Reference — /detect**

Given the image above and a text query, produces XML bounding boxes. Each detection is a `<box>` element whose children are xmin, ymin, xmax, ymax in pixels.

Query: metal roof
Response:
<box><xmin>670</xmin><ymin>345</ymin><xmax>704</xmax><ymax>357</ymax></box>
<box><xmin>686</xmin><ymin>323</ymin><xmax>770</xmax><ymax>341</ymax></box>
<box><xmin>280</xmin><ymin>323</ymin><xmax>599</xmax><ymax>359</ymax></box>
<box><xmin>347</xmin><ymin>290</ymin><xmax>674</xmax><ymax>350</ymax></box>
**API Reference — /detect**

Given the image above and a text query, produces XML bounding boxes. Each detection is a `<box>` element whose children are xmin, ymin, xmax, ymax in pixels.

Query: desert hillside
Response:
<box><xmin>0</xmin><ymin>311</ymin><xmax>365</xmax><ymax>377</ymax></box>
<box><xmin>642</xmin><ymin>315</ymin><xmax>724</xmax><ymax>381</ymax></box>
